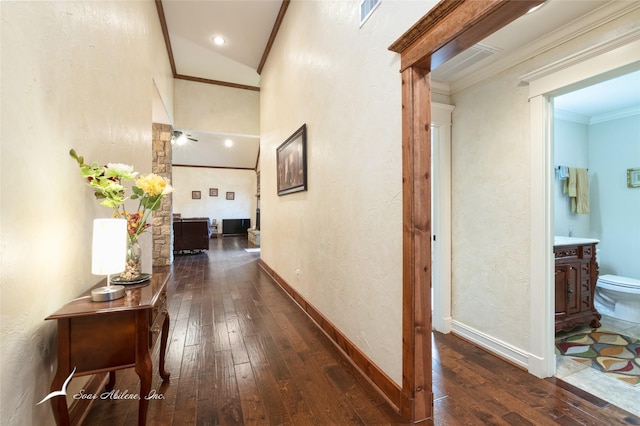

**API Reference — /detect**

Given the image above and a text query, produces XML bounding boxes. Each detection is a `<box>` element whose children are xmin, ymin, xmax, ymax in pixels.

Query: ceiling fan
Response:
<box><xmin>172</xmin><ymin>130</ymin><xmax>198</xmax><ymax>145</ymax></box>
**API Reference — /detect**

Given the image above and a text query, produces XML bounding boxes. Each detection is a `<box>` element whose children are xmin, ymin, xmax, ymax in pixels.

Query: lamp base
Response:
<box><xmin>91</xmin><ymin>285</ymin><xmax>125</xmax><ymax>302</ymax></box>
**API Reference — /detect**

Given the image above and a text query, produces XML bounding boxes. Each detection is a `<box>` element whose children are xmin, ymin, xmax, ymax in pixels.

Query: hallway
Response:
<box><xmin>82</xmin><ymin>237</ymin><xmax>639</xmax><ymax>425</ymax></box>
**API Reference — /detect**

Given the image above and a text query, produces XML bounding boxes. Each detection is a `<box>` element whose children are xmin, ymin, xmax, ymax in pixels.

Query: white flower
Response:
<box><xmin>105</xmin><ymin>163</ymin><xmax>138</xmax><ymax>180</ymax></box>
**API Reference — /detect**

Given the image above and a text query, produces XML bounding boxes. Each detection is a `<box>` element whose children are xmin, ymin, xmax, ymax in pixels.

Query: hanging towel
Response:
<box><xmin>573</xmin><ymin>168</ymin><xmax>590</xmax><ymax>214</ymax></box>
<box><xmin>563</xmin><ymin>167</ymin><xmax>577</xmax><ymax>197</ymax></box>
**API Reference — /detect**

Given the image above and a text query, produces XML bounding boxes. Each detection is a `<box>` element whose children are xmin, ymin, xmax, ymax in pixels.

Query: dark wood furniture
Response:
<box><xmin>45</xmin><ymin>270</ymin><xmax>170</xmax><ymax>425</ymax></box>
<box><xmin>554</xmin><ymin>241</ymin><xmax>601</xmax><ymax>332</ymax></box>
<box><xmin>173</xmin><ymin>217</ymin><xmax>211</xmax><ymax>252</ymax></box>
<box><xmin>221</xmin><ymin>218</ymin><xmax>251</xmax><ymax>236</ymax></box>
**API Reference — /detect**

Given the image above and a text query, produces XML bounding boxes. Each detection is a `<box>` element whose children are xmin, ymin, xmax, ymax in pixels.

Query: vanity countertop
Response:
<box><xmin>554</xmin><ymin>236</ymin><xmax>600</xmax><ymax>247</ymax></box>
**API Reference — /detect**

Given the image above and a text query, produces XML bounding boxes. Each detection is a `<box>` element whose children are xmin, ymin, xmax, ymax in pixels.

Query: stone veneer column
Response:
<box><xmin>152</xmin><ymin>123</ymin><xmax>173</xmax><ymax>266</ymax></box>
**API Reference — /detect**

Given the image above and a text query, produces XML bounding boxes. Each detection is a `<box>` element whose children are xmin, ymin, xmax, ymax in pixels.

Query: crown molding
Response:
<box><xmin>449</xmin><ymin>1</ymin><xmax>640</xmax><ymax>94</ymax></box>
<box><xmin>431</xmin><ymin>80</ymin><xmax>452</xmax><ymax>97</ymax></box>
<box><xmin>554</xmin><ymin>109</ymin><xmax>590</xmax><ymax>125</ymax></box>
<box><xmin>590</xmin><ymin>105</ymin><xmax>640</xmax><ymax>124</ymax></box>
<box><xmin>257</xmin><ymin>0</ymin><xmax>290</xmax><ymax>75</ymax></box>
<box><xmin>555</xmin><ymin>105</ymin><xmax>640</xmax><ymax>125</ymax></box>
<box><xmin>175</xmin><ymin>75</ymin><xmax>260</xmax><ymax>92</ymax></box>
<box><xmin>155</xmin><ymin>0</ymin><xmax>271</xmax><ymax>91</ymax></box>
<box><xmin>520</xmin><ymin>27</ymin><xmax>640</xmax><ymax>85</ymax></box>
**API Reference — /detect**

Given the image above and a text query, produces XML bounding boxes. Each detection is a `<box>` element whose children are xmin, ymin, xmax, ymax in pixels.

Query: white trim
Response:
<box><xmin>554</xmin><ymin>109</ymin><xmax>591</xmax><ymax>125</ymax></box>
<box><xmin>554</xmin><ymin>104</ymin><xmax>640</xmax><ymax>126</ymax></box>
<box><xmin>591</xmin><ymin>105</ymin><xmax>640</xmax><ymax>124</ymax></box>
<box><xmin>451</xmin><ymin>321</ymin><xmax>529</xmax><ymax>369</ymax></box>
<box><xmin>450</xmin><ymin>1</ymin><xmax>640</xmax><ymax>94</ymax></box>
<box><xmin>431</xmin><ymin>103</ymin><xmax>454</xmax><ymax>334</ymax></box>
<box><xmin>522</xmin><ymin>37</ymin><xmax>640</xmax><ymax>97</ymax></box>
<box><xmin>431</xmin><ymin>80</ymin><xmax>452</xmax><ymax>98</ymax></box>
<box><xmin>528</xmin><ymin>95</ymin><xmax>556</xmax><ymax>378</ymax></box>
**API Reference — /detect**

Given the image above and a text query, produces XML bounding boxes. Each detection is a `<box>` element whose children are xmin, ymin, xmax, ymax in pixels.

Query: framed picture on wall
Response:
<box><xmin>192</xmin><ymin>190</ymin><xmax>201</xmax><ymax>199</ymax></box>
<box><xmin>628</xmin><ymin>168</ymin><xmax>640</xmax><ymax>188</ymax></box>
<box><xmin>277</xmin><ymin>124</ymin><xmax>307</xmax><ymax>196</ymax></box>
<box><xmin>226</xmin><ymin>191</ymin><xmax>235</xmax><ymax>200</ymax></box>
<box><xmin>209</xmin><ymin>188</ymin><xmax>218</xmax><ymax>197</ymax></box>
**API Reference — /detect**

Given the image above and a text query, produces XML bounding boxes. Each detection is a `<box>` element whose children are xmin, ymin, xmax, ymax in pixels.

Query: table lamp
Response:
<box><xmin>90</xmin><ymin>218</ymin><xmax>127</xmax><ymax>302</ymax></box>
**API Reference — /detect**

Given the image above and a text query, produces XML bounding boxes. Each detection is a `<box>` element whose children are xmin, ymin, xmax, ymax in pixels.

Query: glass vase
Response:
<box><xmin>120</xmin><ymin>238</ymin><xmax>142</xmax><ymax>281</ymax></box>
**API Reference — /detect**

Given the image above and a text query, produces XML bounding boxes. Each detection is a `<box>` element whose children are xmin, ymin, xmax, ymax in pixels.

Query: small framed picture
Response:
<box><xmin>192</xmin><ymin>190</ymin><xmax>201</xmax><ymax>199</ymax></box>
<box><xmin>628</xmin><ymin>168</ymin><xmax>640</xmax><ymax>188</ymax></box>
<box><xmin>226</xmin><ymin>191</ymin><xmax>235</xmax><ymax>200</ymax></box>
<box><xmin>209</xmin><ymin>188</ymin><xmax>218</xmax><ymax>197</ymax></box>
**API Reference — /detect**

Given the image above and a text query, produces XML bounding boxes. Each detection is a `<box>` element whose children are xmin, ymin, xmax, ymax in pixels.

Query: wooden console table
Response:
<box><xmin>45</xmin><ymin>270</ymin><xmax>170</xmax><ymax>425</ymax></box>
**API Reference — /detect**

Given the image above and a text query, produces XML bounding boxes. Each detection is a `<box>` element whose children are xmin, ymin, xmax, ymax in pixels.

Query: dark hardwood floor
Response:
<box><xmin>83</xmin><ymin>237</ymin><xmax>640</xmax><ymax>425</ymax></box>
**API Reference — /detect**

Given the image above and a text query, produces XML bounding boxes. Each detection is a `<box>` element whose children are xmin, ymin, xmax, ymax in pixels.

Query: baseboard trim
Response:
<box><xmin>68</xmin><ymin>373</ymin><xmax>108</xmax><ymax>425</ymax></box>
<box><xmin>451</xmin><ymin>320</ymin><xmax>529</xmax><ymax>369</ymax></box>
<box><xmin>258</xmin><ymin>259</ymin><xmax>403</xmax><ymax>412</ymax></box>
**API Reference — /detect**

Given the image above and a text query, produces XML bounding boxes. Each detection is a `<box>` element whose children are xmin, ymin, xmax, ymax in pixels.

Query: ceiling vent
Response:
<box><xmin>433</xmin><ymin>43</ymin><xmax>502</xmax><ymax>79</ymax></box>
<box><xmin>360</xmin><ymin>0</ymin><xmax>381</xmax><ymax>27</ymax></box>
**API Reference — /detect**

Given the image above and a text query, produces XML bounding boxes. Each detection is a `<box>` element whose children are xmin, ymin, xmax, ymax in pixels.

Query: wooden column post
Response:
<box><xmin>401</xmin><ymin>65</ymin><xmax>433</xmax><ymax>422</ymax></box>
<box><xmin>391</xmin><ymin>2</ymin><xmax>544</xmax><ymax>421</ymax></box>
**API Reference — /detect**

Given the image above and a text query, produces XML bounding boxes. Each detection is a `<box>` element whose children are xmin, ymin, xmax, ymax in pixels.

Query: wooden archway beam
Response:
<box><xmin>390</xmin><ymin>0</ymin><xmax>544</xmax><ymax>72</ymax></box>
<box><xmin>389</xmin><ymin>0</ymin><xmax>544</xmax><ymax>422</ymax></box>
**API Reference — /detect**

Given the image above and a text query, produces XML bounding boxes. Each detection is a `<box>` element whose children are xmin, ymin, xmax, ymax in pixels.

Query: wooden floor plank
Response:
<box><xmin>234</xmin><ymin>362</ymin><xmax>269</xmax><ymax>425</ymax></box>
<box><xmin>80</xmin><ymin>237</ymin><xmax>640</xmax><ymax>426</ymax></box>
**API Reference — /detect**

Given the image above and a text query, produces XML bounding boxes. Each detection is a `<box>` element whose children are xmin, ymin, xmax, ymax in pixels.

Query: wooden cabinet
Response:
<box><xmin>45</xmin><ymin>270</ymin><xmax>170</xmax><ymax>425</ymax></box>
<box><xmin>554</xmin><ymin>242</ymin><xmax>601</xmax><ymax>332</ymax></box>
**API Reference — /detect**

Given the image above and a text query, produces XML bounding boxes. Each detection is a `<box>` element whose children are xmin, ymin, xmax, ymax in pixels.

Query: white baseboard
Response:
<box><xmin>433</xmin><ymin>316</ymin><xmax>453</xmax><ymax>334</ymax></box>
<box><xmin>450</xmin><ymin>320</ymin><xmax>529</xmax><ymax>370</ymax></box>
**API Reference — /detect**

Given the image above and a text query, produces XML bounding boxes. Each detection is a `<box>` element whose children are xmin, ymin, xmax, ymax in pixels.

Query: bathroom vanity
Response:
<box><xmin>554</xmin><ymin>237</ymin><xmax>602</xmax><ymax>332</ymax></box>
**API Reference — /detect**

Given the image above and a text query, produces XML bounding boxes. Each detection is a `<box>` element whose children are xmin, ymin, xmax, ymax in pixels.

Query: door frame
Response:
<box><xmin>389</xmin><ymin>1</ymin><xmax>544</xmax><ymax>421</ymax></box>
<box><xmin>522</xmin><ymin>36</ymin><xmax>640</xmax><ymax>378</ymax></box>
<box><xmin>431</xmin><ymin>103</ymin><xmax>454</xmax><ymax>334</ymax></box>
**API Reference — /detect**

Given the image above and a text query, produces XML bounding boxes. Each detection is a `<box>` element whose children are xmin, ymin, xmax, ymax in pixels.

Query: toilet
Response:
<box><xmin>594</xmin><ymin>274</ymin><xmax>640</xmax><ymax>323</ymax></box>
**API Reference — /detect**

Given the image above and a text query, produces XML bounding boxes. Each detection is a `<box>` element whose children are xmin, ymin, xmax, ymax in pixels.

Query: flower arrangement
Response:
<box><xmin>70</xmin><ymin>149</ymin><xmax>174</xmax><ymax>279</ymax></box>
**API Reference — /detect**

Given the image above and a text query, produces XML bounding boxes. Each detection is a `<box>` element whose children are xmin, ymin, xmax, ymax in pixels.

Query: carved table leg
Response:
<box><xmin>135</xmin><ymin>351</ymin><xmax>152</xmax><ymax>426</ymax></box>
<box><xmin>50</xmin><ymin>319</ymin><xmax>71</xmax><ymax>426</ymax></box>
<box><xmin>106</xmin><ymin>371</ymin><xmax>116</xmax><ymax>391</ymax></box>
<box><xmin>49</xmin><ymin>370</ymin><xmax>71</xmax><ymax>426</ymax></box>
<box><xmin>159</xmin><ymin>313</ymin><xmax>170</xmax><ymax>381</ymax></box>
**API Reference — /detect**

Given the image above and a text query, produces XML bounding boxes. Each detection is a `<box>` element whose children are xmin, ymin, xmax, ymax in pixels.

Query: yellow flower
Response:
<box><xmin>135</xmin><ymin>173</ymin><xmax>166</xmax><ymax>196</ymax></box>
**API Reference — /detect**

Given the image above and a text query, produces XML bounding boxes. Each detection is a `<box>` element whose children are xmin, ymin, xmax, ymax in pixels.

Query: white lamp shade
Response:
<box><xmin>91</xmin><ymin>218</ymin><xmax>127</xmax><ymax>275</ymax></box>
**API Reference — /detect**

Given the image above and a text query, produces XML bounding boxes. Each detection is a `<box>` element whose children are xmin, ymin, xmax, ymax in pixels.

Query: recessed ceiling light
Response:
<box><xmin>212</xmin><ymin>36</ymin><xmax>225</xmax><ymax>46</ymax></box>
<box><xmin>224</xmin><ymin>139</ymin><xmax>233</xmax><ymax>147</ymax></box>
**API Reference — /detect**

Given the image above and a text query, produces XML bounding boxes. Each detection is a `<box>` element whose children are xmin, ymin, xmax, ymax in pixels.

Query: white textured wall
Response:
<box><xmin>174</xmin><ymin>79</ymin><xmax>260</xmax><ymax>136</ymax></box>
<box><xmin>589</xmin><ymin>114</ymin><xmax>640</xmax><ymax>278</ymax></box>
<box><xmin>0</xmin><ymin>2</ymin><xmax>173</xmax><ymax>424</ymax></box>
<box><xmin>451</xmin><ymin>70</ymin><xmax>532</xmax><ymax>347</ymax></box>
<box><xmin>449</xmin><ymin>8</ymin><xmax>640</xmax><ymax>353</ymax></box>
<box><xmin>172</xmin><ymin>167</ymin><xmax>257</xmax><ymax>229</ymax></box>
<box><xmin>259</xmin><ymin>0</ymin><xmax>435</xmax><ymax>385</ymax></box>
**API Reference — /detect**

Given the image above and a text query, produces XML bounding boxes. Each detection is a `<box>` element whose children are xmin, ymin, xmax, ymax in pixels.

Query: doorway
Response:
<box><xmin>523</xmin><ymin>38</ymin><xmax>640</xmax><ymax>378</ymax></box>
<box><xmin>431</xmin><ymin>103</ymin><xmax>454</xmax><ymax>334</ymax></box>
<box><xmin>549</xmin><ymin>69</ymin><xmax>640</xmax><ymax>415</ymax></box>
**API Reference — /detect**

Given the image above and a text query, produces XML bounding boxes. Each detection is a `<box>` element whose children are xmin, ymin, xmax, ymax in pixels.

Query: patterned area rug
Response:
<box><xmin>556</xmin><ymin>331</ymin><xmax>640</xmax><ymax>385</ymax></box>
